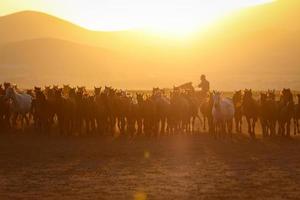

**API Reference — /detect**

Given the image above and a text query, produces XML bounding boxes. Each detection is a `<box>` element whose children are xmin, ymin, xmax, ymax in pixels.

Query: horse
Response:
<box><xmin>232</xmin><ymin>90</ymin><xmax>243</xmax><ymax>133</ymax></box>
<box><xmin>0</xmin><ymin>85</ymin><xmax>11</xmax><ymax>131</ymax></box>
<box><xmin>200</xmin><ymin>93</ymin><xmax>214</xmax><ymax>133</ymax></box>
<box><xmin>242</xmin><ymin>89</ymin><xmax>259</xmax><ymax>138</ymax></box>
<box><xmin>33</xmin><ymin>88</ymin><xmax>52</xmax><ymax>133</ymax></box>
<box><xmin>152</xmin><ymin>88</ymin><xmax>171</xmax><ymax>135</ymax></box>
<box><xmin>5</xmin><ymin>86</ymin><xmax>32</xmax><ymax>130</ymax></box>
<box><xmin>169</xmin><ymin>88</ymin><xmax>190</xmax><ymax>134</ymax></box>
<box><xmin>294</xmin><ymin>94</ymin><xmax>300</xmax><ymax>135</ymax></box>
<box><xmin>94</xmin><ymin>87</ymin><xmax>107</xmax><ymax>134</ymax></box>
<box><xmin>266</xmin><ymin>90</ymin><xmax>279</xmax><ymax>136</ymax></box>
<box><xmin>212</xmin><ymin>91</ymin><xmax>235</xmax><ymax>138</ymax></box>
<box><xmin>259</xmin><ymin>93</ymin><xmax>269</xmax><ymax>137</ymax></box>
<box><xmin>103</xmin><ymin>86</ymin><xmax>119</xmax><ymax>135</ymax></box>
<box><xmin>184</xmin><ymin>90</ymin><xmax>202</xmax><ymax>134</ymax></box>
<box><xmin>136</xmin><ymin>93</ymin><xmax>146</xmax><ymax>135</ymax></box>
<box><xmin>278</xmin><ymin>88</ymin><xmax>294</xmax><ymax>137</ymax></box>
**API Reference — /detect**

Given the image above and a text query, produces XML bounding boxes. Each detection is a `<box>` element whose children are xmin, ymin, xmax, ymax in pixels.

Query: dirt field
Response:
<box><xmin>1</xmin><ymin>133</ymin><xmax>300</xmax><ymax>200</ymax></box>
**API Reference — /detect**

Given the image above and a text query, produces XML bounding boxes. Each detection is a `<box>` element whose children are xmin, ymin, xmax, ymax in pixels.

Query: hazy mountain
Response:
<box><xmin>0</xmin><ymin>38</ymin><xmax>127</xmax><ymax>87</ymax></box>
<box><xmin>0</xmin><ymin>0</ymin><xmax>300</xmax><ymax>90</ymax></box>
<box><xmin>0</xmin><ymin>10</ymin><xmax>169</xmax><ymax>52</ymax></box>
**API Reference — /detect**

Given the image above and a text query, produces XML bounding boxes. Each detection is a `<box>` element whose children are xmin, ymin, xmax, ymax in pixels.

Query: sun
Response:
<box><xmin>141</xmin><ymin>12</ymin><xmax>223</xmax><ymax>38</ymax></box>
<box><xmin>137</xmin><ymin>0</ymin><xmax>275</xmax><ymax>38</ymax></box>
<box><xmin>83</xmin><ymin>0</ymin><xmax>274</xmax><ymax>39</ymax></box>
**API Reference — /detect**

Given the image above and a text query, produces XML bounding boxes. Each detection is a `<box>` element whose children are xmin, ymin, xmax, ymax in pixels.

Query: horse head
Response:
<box><xmin>296</xmin><ymin>94</ymin><xmax>300</xmax><ymax>104</ymax></box>
<box><xmin>69</xmin><ymin>88</ymin><xmax>76</xmax><ymax>97</ymax></box>
<box><xmin>0</xmin><ymin>84</ymin><xmax>5</xmax><ymax>96</ymax></box>
<box><xmin>94</xmin><ymin>87</ymin><xmax>102</xmax><ymax>96</ymax></box>
<box><xmin>34</xmin><ymin>87</ymin><xmax>42</xmax><ymax>93</ymax></box>
<box><xmin>267</xmin><ymin>90</ymin><xmax>276</xmax><ymax>101</ymax></box>
<box><xmin>281</xmin><ymin>88</ymin><xmax>293</xmax><ymax>103</ymax></box>
<box><xmin>5</xmin><ymin>87</ymin><xmax>15</xmax><ymax>99</ymax></box>
<box><xmin>54</xmin><ymin>88</ymin><xmax>63</xmax><ymax>98</ymax></box>
<box><xmin>77</xmin><ymin>86</ymin><xmax>86</xmax><ymax>94</ymax></box>
<box><xmin>212</xmin><ymin>91</ymin><xmax>222</xmax><ymax>109</ymax></box>
<box><xmin>136</xmin><ymin>93</ymin><xmax>144</xmax><ymax>104</ymax></box>
<box><xmin>3</xmin><ymin>82</ymin><xmax>11</xmax><ymax>90</ymax></box>
<box><xmin>260</xmin><ymin>92</ymin><xmax>268</xmax><ymax>102</ymax></box>
<box><xmin>243</xmin><ymin>89</ymin><xmax>253</xmax><ymax>101</ymax></box>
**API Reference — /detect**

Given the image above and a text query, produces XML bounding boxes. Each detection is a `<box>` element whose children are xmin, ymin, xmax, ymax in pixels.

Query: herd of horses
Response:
<box><xmin>0</xmin><ymin>82</ymin><xmax>300</xmax><ymax>139</ymax></box>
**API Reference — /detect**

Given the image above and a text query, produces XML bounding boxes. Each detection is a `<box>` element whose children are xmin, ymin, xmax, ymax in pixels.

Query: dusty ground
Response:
<box><xmin>1</xmin><ymin>133</ymin><xmax>300</xmax><ymax>200</ymax></box>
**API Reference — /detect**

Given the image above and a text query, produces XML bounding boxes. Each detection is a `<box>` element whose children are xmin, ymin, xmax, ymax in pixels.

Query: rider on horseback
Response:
<box><xmin>198</xmin><ymin>74</ymin><xmax>210</xmax><ymax>98</ymax></box>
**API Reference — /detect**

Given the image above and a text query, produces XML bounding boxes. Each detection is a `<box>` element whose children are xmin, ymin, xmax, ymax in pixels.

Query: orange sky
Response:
<box><xmin>1</xmin><ymin>0</ymin><xmax>273</xmax><ymax>33</ymax></box>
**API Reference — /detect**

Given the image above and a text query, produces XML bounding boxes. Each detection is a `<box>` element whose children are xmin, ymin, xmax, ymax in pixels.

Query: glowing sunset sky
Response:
<box><xmin>1</xmin><ymin>0</ymin><xmax>273</xmax><ymax>34</ymax></box>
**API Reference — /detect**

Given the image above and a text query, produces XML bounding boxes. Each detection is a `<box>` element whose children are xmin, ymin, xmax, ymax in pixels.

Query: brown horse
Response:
<box><xmin>136</xmin><ymin>93</ymin><xmax>146</xmax><ymax>135</ymax></box>
<box><xmin>278</xmin><ymin>89</ymin><xmax>294</xmax><ymax>137</ymax></box>
<box><xmin>259</xmin><ymin>93</ymin><xmax>269</xmax><ymax>137</ymax></box>
<box><xmin>33</xmin><ymin>88</ymin><xmax>52</xmax><ymax>133</ymax></box>
<box><xmin>94</xmin><ymin>87</ymin><xmax>107</xmax><ymax>134</ymax></box>
<box><xmin>266</xmin><ymin>90</ymin><xmax>279</xmax><ymax>136</ymax></box>
<box><xmin>200</xmin><ymin>93</ymin><xmax>214</xmax><ymax>133</ymax></box>
<box><xmin>0</xmin><ymin>84</ymin><xmax>11</xmax><ymax>131</ymax></box>
<box><xmin>242</xmin><ymin>89</ymin><xmax>259</xmax><ymax>138</ymax></box>
<box><xmin>170</xmin><ymin>88</ymin><xmax>190</xmax><ymax>134</ymax></box>
<box><xmin>152</xmin><ymin>88</ymin><xmax>171</xmax><ymax>135</ymax></box>
<box><xmin>294</xmin><ymin>94</ymin><xmax>300</xmax><ymax>134</ymax></box>
<box><xmin>233</xmin><ymin>90</ymin><xmax>243</xmax><ymax>133</ymax></box>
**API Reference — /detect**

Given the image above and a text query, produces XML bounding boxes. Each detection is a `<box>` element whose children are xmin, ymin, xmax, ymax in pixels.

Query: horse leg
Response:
<box><xmin>246</xmin><ymin>117</ymin><xmax>251</xmax><ymax>136</ymax></box>
<box><xmin>252</xmin><ymin>119</ymin><xmax>257</xmax><ymax>138</ymax></box>
<box><xmin>235</xmin><ymin>117</ymin><xmax>239</xmax><ymax>133</ymax></box>
<box><xmin>229</xmin><ymin>119</ymin><xmax>233</xmax><ymax>138</ymax></box>
<box><xmin>203</xmin><ymin>117</ymin><xmax>206</xmax><ymax>131</ymax></box>
<box><xmin>297</xmin><ymin>119</ymin><xmax>300</xmax><ymax>134</ymax></box>
<box><xmin>223</xmin><ymin>121</ymin><xmax>227</xmax><ymax>138</ymax></box>
<box><xmin>286</xmin><ymin>120</ymin><xmax>291</xmax><ymax>137</ymax></box>
<box><xmin>277</xmin><ymin>121</ymin><xmax>282</xmax><ymax>136</ymax></box>
<box><xmin>12</xmin><ymin>113</ymin><xmax>18</xmax><ymax>131</ymax></box>
<box><xmin>294</xmin><ymin>118</ymin><xmax>297</xmax><ymax>135</ymax></box>
<box><xmin>271</xmin><ymin>121</ymin><xmax>276</xmax><ymax>136</ymax></box>
<box><xmin>24</xmin><ymin>114</ymin><xmax>30</xmax><ymax>131</ymax></box>
<box><xmin>240</xmin><ymin>118</ymin><xmax>243</xmax><ymax>133</ymax></box>
<box><xmin>161</xmin><ymin>118</ymin><xmax>166</xmax><ymax>135</ymax></box>
<box><xmin>221</xmin><ymin>122</ymin><xmax>225</xmax><ymax>138</ymax></box>
<box><xmin>213</xmin><ymin>122</ymin><xmax>217</xmax><ymax>138</ymax></box>
<box><xmin>279</xmin><ymin>122</ymin><xmax>285</xmax><ymax>136</ymax></box>
<box><xmin>137</xmin><ymin>118</ymin><xmax>142</xmax><ymax>135</ymax></box>
<box><xmin>192</xmin><ymin>116</ymin><xmax>196</xmax><ymax>134</ymax></box>
<box><xmin>261</xmin><ymin>119</ymin><xmax>266</xmax><ymax>138</ymax></box>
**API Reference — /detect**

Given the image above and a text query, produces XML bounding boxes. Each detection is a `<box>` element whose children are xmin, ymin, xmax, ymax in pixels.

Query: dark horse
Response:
<box><xmin>294</xmin><ymin>94</ymin><xmax>300</xmax><ymax>135</ymax></box>
<box><xmin>200</xmin><ymin>93</ymin><xmax>214</xmax><ymax>133</ymax></box>
<box><xmin>0</xmin><ymin>84</ymin><xmax>11</xmax><ymax>131</ymax></box>
<box><xmin>259</xmin><ymin>93</ymin><xmax>269</xmax><ymax>137</ymax></box>
<box><xmin>233</xmin><ymin>90</ymin><xmax>243</xmax><ymax>133</ymax></box>
<box><xmin>278</xmin><ymin>89</ymin><xmax>294</xmax><ymax>137</ymax></box>
<box><xmin>242</xmin><ymin>89</ymin><xmax>259</xmax><ymax>138</ymax></box>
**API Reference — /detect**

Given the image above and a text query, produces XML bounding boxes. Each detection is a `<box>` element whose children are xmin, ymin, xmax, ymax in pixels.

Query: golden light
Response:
<box><xmin>1</xmin><ymin>0</ymin><xmax>275</xmax><ymax>38</ymax></box>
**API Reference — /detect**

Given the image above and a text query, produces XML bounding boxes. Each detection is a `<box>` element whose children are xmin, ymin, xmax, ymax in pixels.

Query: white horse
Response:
<box><xmin>5</xmin><ymin>87</ymin><xmax>32</xmax><ymax>130</ymax></box>
<box><xmin>212</xmin><ymin>91</ymin><xmax>235</xmax><ymax>137</ymax></box>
